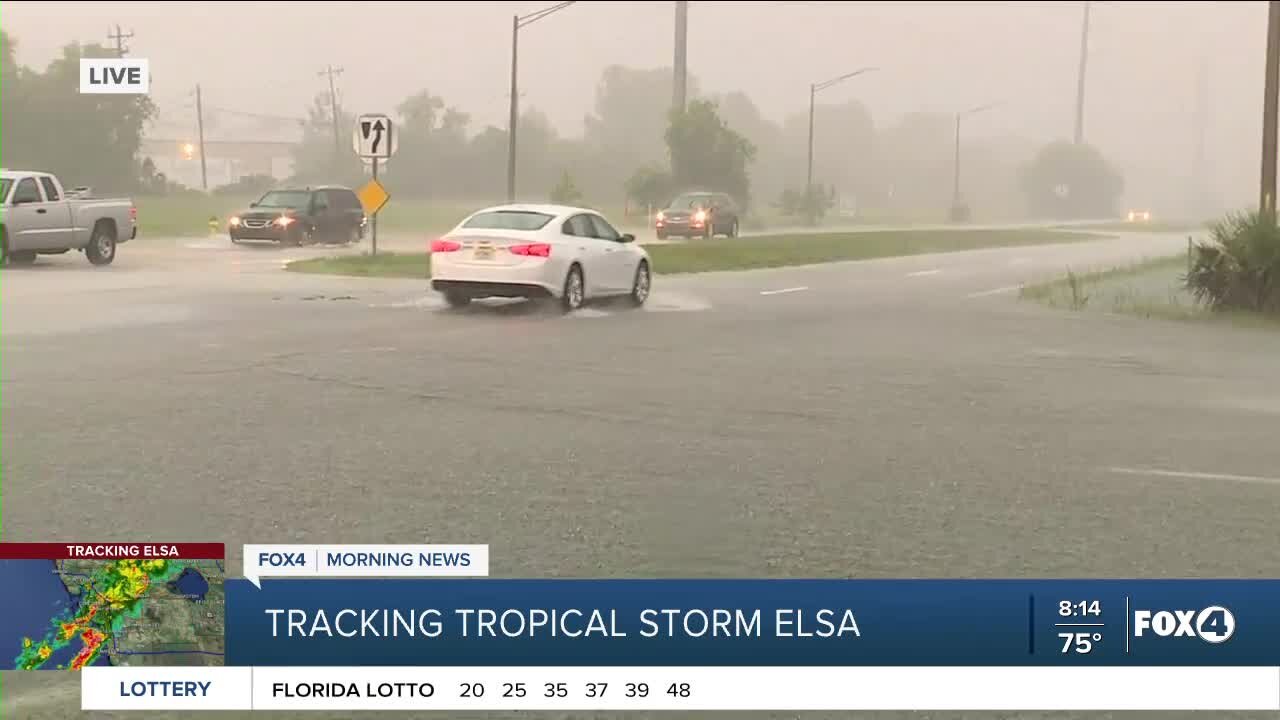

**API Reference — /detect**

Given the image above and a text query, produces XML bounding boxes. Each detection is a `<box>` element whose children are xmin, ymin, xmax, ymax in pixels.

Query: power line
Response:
<box><xmin>204</xmin><ymin>106</ymin><xmax>306</xmax><ymax>124</ymax></box>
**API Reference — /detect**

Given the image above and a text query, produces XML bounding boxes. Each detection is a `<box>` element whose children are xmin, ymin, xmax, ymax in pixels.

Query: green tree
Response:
<box><xmin>289</xmin><ymin>93</ymin><xmax>363</xmax><ymax>186</ymax></box>
<box><xmin>1</xmin><ymin>35</ymin><xmax>154</xmax><ymax>192</ymax></box>
<box><xmin>549</xmin><ymin>170</ymin><xmax>583</xmax><ymax>205</ymax></box>
<box><xmin>664</xmin><ymin>99</ymin><xmax>756</xmax><ymax>207</ymax></box>
<box><xmin>624</xmin><ymin>164</ymin><xmax>674</xmax><ymax>210</ymax></box>
<box><xmin>782</xmin><ymin>98</ymin><xmax>875</xmax><ymax>206</ymax></box>
<box><xmin>713</xmin><ymin>91</ymin><xmax>786</xmax><ymax>202</ymax></box>
<box><xmin>1020</xmin><ymin>141</ymin><xmax>1124</xmax><ymax>219</ymax></box>
<box><xmin>585</xmin><ymin>66</ymin><xmax>700</xmax><ymax>171</ymax></box>
<box><xmin>874</xmin><ymin>112</ymin><xmax>953</xmax><ymax>215</ymax></box>
<box><xmin>776</xmin><ymin>185</ymin><xmax>836</xmax><ymax>222</ymax></box>
<box><xmin>386</xmin><ymin>89</ymin><xmax>471</xmax><ymax>198</ymax></box>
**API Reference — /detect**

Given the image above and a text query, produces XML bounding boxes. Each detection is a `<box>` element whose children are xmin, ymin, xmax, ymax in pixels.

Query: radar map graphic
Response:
<box><xmin>1</xmin><ymin>558</ymin><xmax>225</xmax><ymax>670</ymax></box>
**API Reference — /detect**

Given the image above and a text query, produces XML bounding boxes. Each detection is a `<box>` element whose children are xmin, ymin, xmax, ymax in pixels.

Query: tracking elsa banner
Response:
<box><xmin>224</xmin><ymin>579</ymin><xmax>1280</xmax><ymax>667</ymax></box>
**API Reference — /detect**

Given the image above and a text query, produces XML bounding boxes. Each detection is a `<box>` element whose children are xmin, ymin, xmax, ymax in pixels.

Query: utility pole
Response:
<box><xmin>195</xmin><ymin>84</ymin><xmax>208</xmax><ymax>191</ymax></box>
<box><xmin>1073</xmin><ymin>1</ymin><xmax>1091</xmax><ymax>144</ymax></box>
<box><xmin>107</xmin><ymin>25</ymin><xmax>134</xmax><ymax>58</ymax></box>
<box><xmin>1261</xmin><ymin>0</ymin><xmax>1280</xmax><ymax>220</ymax></box>
<box><xmin>318</xmin><ymin>65</ymin><xmax>344</xmax><ymax>161</ymax></box>
<box><xmin>673</xmin><ymin>1</ymin><xmax>688</xmax><ymax>114</ymax></box>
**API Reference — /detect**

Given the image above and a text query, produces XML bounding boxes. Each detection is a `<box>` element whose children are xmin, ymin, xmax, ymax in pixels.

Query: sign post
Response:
<box><xmin>353</xmin><ymin>113</ymin><xmax>396</xmax><ymax>256</ymax></box>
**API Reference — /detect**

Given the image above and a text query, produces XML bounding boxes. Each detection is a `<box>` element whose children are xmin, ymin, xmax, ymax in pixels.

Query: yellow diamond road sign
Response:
<box><xmin>357</xmin><ymin>179</ymin><xmax>390</xmax><ymax>215</ymax></box>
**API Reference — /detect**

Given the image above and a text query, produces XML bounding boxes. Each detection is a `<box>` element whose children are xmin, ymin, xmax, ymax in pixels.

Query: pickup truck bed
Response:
<box><xmin>0</xmin><ymin>170</ymin><xmax>137</xmax><ymax>266</ymax></box>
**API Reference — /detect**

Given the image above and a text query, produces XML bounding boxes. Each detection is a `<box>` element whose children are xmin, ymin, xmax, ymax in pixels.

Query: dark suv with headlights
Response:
<box><xmin>654</xmin><ymin>191</ymin><xmax>740</xmax><ymax>240</ymax></box>
<box><xmin>229</xmin><ymin>186</ymin><xmax>365</xmax><ymax>246</ymax></box>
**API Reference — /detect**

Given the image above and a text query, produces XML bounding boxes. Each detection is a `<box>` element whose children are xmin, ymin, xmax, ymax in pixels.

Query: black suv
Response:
<box><xmin>654</xmin><ymin>191</ymin><xmax>741</xmax><ymax>239</ymax></box>
<box><xmin>229</xmin><ymin>186</ymin><xmax>366</xmax><ymax>246</ymax></box>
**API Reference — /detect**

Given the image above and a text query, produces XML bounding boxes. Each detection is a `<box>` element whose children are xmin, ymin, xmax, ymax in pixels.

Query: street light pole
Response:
<box><xmin>951</xmin><ymin>102</ymin><xmax>1000</xmax><ymax>221</ymax></box>
<box><xmin>806</xmin><ymin>83</ymin><xmax>816</xmax><ymax>194</ymax></box>
<box><xmin>505</xmin><ymin>1</ymin><xmax>576</xmax><ymax>203</ymax></box>
<box><xmin>952</xmin><ymin>112</ymin><xmax>962</xmax><ymax>209</ymax></box>
<box><xmin>804</xmin><ymin>66</ymin><xmax>879</xmax><ymax>203</ymax></box>
<box><xmin>507</xmin><ymin>14</ymin><xmax>519</xmax><ymax>203</ymax></box>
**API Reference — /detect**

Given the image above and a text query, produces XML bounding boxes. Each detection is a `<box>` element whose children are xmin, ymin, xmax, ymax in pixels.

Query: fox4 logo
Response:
<box><xmin>1133</xmin><ymin>606</ymin><xmax>1236</xmax><ymax>644</ymax></box>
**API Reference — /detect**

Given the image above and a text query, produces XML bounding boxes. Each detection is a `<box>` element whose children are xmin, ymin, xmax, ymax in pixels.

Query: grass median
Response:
<box><xmin>1060</xmin><ymin>220</ymin><xmax>1208</xmax><ymax>234</ymax></box>
<box><xmin>1020</xmin><ymin>255</ymin><xmax>1280</xmax><ymax>330</ymax></box>
<box><xmin>285</xmin><ymin>228</ymin><xmax>1095</xmax><ymax>278</ymax></box>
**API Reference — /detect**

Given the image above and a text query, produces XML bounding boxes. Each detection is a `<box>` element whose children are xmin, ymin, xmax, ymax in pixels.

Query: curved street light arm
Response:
<box><xmin>518</xmin><ymin>1</ymin><xmax>576</xmax><ymax>28</ymax></box>
<box><xmin>813</xmin><ymin>66</ymin><xmax>880</xmax><ymax>93</ymax></box>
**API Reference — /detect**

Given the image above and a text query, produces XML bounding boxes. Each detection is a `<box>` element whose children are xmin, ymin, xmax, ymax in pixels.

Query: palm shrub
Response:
<box><xmin>1185</xmin><ymin>210</ymin><xmax>1280</xmax><ymax>314</ymax></box>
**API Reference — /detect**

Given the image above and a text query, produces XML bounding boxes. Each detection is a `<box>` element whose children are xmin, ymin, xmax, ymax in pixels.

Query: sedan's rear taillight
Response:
<box><xmin>509</xmin><ymin>243</ymin><xmax>551</xmax><ymax>257</ymax></box>
<box><xmin>129</xmin><ymin>206</ymin><xmax>137</xmax><ymax>221</ymax></box>
<box><xmin>430</xmin><ymin>239</ymin><xmax>462</xmax><ymax>252</ymax></box>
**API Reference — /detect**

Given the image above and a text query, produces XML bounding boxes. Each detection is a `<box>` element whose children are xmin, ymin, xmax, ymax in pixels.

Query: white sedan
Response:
<box><xmin>429</xmin><ymin>204</ymin><xmax>652</xmax><ymax>312</ymax></box>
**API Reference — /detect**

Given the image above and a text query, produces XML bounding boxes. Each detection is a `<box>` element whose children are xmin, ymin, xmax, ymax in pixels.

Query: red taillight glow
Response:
<box><xmin>430</xmin><ymin>239</ymin><xmax>462</xmax><ymax>252</ymax></box>
<box><xmin>129</xmin><ymin>207</ymin><xmax>137</xmax><ymax>220</ymax></box>
<box><xmin>509</xmin><ymin>243</ymin><xmax>551</xmax><ymax>257</ymax></box>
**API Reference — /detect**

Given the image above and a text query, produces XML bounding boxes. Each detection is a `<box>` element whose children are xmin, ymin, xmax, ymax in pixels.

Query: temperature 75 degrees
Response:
<box><xmin>1059</xmin><ymin>632</ymin><xmax>1102</xmax><ymax>654</ymax></box>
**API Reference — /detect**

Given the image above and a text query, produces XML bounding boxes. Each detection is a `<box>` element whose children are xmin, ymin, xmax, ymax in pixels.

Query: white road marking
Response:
<box><xmin>1106</xmin><ymin>467</ymin><xmax>1280</xmax><ymax>486</ymax></box>
<box><xmin>966</xmin><ymin>285</ymin><xmax>1022</xmax><ymax>299</ymax></box>
<box><xmin>759</xmin><ymin>286</ymin><xmax>809</xmax><ymax>296</ymax></box>
<box><xmin>906</xmin><ymin>269</ymin><xmax>941</xmax><ymax>277</ymax></box>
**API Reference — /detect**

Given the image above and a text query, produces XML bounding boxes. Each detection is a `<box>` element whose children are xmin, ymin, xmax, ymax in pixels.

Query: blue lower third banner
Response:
<box><xmin>225</xmin><ymin>579</ymin><xmax>1280</xmax><ymax>667</ymax></box>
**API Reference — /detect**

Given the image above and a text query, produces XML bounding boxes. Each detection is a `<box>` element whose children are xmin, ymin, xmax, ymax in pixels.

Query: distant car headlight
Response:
<box><xmin>655</xmin><ymin>211</ymin><xmax>665</xmax><ymax>222</ymax></box>
<box><xmin>694</xmin><ymin>209</ymin><xmax>707</xmax><ymax>223</ymax></box>
<box><xmin>228</xmin><ymin>216</ymin><xmax>240</xmax><ymax>227</ymax></box>
<box><xmin>275</xmin><ymin>215</ymin><xmax>295</xmax><ymax>227</ymax></box>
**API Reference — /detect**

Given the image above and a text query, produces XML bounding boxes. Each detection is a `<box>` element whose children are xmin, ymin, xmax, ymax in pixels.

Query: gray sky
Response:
<box><xmin>2</xmin><ymin>0</ymin><xmax>1270</xmax><ymax>206</ymax></box>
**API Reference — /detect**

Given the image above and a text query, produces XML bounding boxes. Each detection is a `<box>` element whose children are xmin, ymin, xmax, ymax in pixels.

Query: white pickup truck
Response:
<box><xmin>0</xmin><ymin>169</ymin><xmax>137</xmax><ymax>266</ymax></box>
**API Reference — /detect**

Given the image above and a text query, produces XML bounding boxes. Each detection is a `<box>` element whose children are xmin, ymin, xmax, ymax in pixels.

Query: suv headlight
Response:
<box><xmin>275</xmin><ymin>215</ymin><xmax>295</xmax><ymax>227</ymax></box>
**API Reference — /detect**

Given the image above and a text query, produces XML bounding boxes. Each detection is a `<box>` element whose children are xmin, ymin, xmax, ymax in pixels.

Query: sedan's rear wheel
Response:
<box><xmin>561</xmin><ymin>264</ymin><xmax>585</xmax><ymax>312</ymax></box>
<box><xmin>8</xmin><ymin>250</ymin><xmax>36</xmax><ymax>265</ymax></box>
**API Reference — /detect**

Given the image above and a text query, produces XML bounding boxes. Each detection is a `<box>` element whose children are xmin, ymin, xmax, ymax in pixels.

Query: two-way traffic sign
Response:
<box><xmin>353</xmin><ymin>114</ymin><xmax>397</xmax><ymax>159</ymax></box>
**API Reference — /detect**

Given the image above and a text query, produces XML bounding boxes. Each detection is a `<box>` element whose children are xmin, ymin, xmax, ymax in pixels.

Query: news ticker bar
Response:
<box><xmin>82</xmin><ymin>666</ymin><xmax>1280</xmax><ymax>711</ymax></box>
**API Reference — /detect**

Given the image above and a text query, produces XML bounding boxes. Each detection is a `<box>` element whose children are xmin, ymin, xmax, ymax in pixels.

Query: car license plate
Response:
<box><xmin>474</xmin><ymin>245</ymin><xmax>494</xmax><ymax>260</ymax></box>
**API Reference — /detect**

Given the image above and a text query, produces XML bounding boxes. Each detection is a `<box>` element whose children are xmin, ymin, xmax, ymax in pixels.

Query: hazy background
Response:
<box><xmin>1</xmin><ymin>0</ymin><xmax>1270</xmax><ymax>216</ymax></box>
